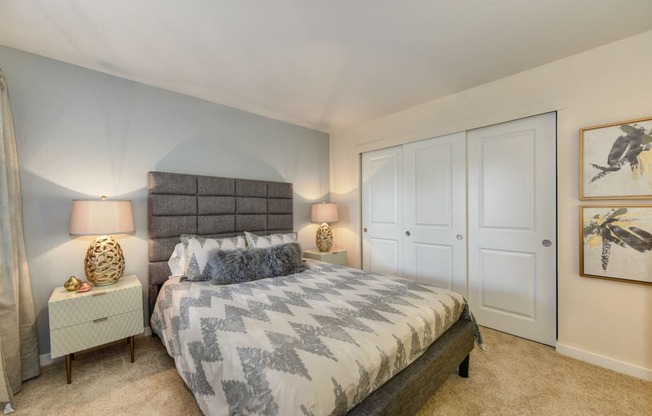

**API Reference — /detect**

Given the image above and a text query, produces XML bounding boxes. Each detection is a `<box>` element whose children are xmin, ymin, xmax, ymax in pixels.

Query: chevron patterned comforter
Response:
<box><xmin>151</xmin><ymin>260</ymin><xmax>467</xmax><ymax>416</ymax></box>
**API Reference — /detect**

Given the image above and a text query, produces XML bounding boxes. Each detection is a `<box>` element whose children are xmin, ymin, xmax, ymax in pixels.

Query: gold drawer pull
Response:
<box><xmin>92</xmin><ymin>292</ymin><xmax>106</xmax><ymax>297</ymax></box>
<box><xmin>93</xmin><ymin>317</ymin><xmax>108</xmax><ymax>323</ymax></box>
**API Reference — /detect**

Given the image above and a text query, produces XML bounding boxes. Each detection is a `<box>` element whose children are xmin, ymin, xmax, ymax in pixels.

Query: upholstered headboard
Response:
<box><xmin>147</xmin><ymin>171</ymin><xmax>293</xmax><ymax>316</ymax></box>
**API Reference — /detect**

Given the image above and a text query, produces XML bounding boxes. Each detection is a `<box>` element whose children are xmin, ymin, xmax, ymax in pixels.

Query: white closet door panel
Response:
<box><xmin>414</xmin><ymin>243</ymin><xmax>454</xmax><ymax>290</ymax></box>
<box><xmin>370</xmin><ymin>157</ymin><xmax>399</xmax><ymax>224</ymax></box>
<box><xmin>403</xmin><ymin>133</ymin><xmax>467</xmax><ymax>295</ymax></box>
<box><xmin>468</xmin><ymin>112</ymin><xmax>556</xmax><ymax>346</ymax></box>
<box><xmin>367</xmin><ymin>238</ymin><xmax>400</xmax><ymax>276</ymax></box>
<box><xmin>362</xmin><ymin>146</ymin><xmax>403</xmax><ymax>275</ymax></box>
<box><xmin>414</xmin><ymin>147</ymin><xmax>451</xmax><ymax>226</ymax></box>
<box><xmin>480</xmin><ymin>132</ymin><xmax>534</xmax><ymax>230</ymax></box>
<box><xmin>479</xmin><ymin>249</ymin><xmax>535</xmax><ymax>319</ymax></box>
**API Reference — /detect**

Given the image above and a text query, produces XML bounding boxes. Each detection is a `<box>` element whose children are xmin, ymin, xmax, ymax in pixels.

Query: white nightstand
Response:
<box><xmin>303</xmin><ymin>248</ymin><xmax>347</xmax><ymax>265</ymax></box>
<box><xmin>48</xmin><ymin>275</ymin><xmax>144</xmax><ymax>384</ymax></box>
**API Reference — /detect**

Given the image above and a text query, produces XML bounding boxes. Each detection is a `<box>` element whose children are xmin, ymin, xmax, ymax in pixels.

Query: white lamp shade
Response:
<box><xmin>69</xmin><ymin>199</ymin><xmax>135</xmax><ymax>236</ymax></box>
<box><xmin>311</xmin><ymin>203</ymin><xmax>338</xmax><ymax>223</ymax></box>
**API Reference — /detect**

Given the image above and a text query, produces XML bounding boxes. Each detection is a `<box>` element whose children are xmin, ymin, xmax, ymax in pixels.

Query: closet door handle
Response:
<box><xmin>405</xmin><ymin>231</ymin><xmax>411</xmax><ymax>237</ymax></box>
<box><xmin>363</xmin><ymin>228</ymin><xmax>368</xmax><ymax>233</ymax></box>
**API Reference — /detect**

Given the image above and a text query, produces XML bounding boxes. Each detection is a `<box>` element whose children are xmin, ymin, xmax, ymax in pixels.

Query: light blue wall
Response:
<box><xmin>0</xmin><ymin>45</ymin><xmax>330</xmax><ymax>356</ymax></box>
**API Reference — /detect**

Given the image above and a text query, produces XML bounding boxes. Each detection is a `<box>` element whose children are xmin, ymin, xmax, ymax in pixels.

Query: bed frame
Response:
<box><xmin>147</xmin><ymin>171</ymin><xmax>474</xmax><ymax>416</ymax></box>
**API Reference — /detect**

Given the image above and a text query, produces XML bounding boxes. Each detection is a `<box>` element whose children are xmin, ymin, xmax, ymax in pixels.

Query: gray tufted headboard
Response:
<box><xmin>147</xmin><ymin>171</ymin><xmax>293</xmax><ymax>316</ymax></box>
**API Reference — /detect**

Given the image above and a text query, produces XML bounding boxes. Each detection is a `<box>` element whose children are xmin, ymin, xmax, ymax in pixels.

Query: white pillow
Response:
<box><xmin>167</xmin><ymin>243</ymin><xmax>186</xmax><ymax>276</ymax></box>
<box><xmin>181</xmin><ymin>234</ymin><xmax>248</xmax><ymax>281</ymax></box>
<box><xmin>244</xmin><ymin>231</ymin><xmax>298</xmax><ymax>249</ymax></box>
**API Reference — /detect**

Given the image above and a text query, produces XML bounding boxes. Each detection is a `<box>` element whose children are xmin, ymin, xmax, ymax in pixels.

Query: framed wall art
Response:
<box><xmin>580</xmin><ymin>205</ymin><xmax>652</xmax><ymax>284</ymax></box>
<box><xmin>580</xmin><ymin>116</ymin><xmax>652</xmax><ymax>199</ymax></box>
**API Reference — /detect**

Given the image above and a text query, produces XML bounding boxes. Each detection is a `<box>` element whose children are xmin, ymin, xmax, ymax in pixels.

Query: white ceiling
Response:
<box><xmin>1</xmin><ymin>1</ymin><xmax>651</xmax><ymax>132</ymax></box>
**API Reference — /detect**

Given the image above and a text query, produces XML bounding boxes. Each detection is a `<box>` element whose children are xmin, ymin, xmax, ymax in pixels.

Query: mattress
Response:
<box><xmin>151</xmin><ymin>260</ymin><xmax>469</xmax><ymax>416</ymax></box>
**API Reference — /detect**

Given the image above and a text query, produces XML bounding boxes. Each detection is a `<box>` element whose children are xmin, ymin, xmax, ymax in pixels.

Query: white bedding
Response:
<box><xmin>151</xmin><ymin>260</ymin><xmax>467</xmax><ymax>416</ymax></box>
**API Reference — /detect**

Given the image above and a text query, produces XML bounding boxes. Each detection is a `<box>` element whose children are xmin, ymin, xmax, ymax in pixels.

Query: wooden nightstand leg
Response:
<box><xmin>65</xmin><ymin>354</ymin><xmax>72</xmax><ymax>384</ymax></box>
<box><xmin>129</xmin><ymin>336</ymin><xmax>135</xmax><ymax>363</ymax></box>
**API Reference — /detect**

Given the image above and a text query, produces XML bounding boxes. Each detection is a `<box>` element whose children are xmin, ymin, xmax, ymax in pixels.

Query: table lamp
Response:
<box><xmin>311</xmin><ymin>202</ymin><xmax>338</xmax><ymax>252</ymax></box>
<box><xmin>69</xmin><ymin>196</ymin><xmax>135</xmax><ymax>286</ymax></box>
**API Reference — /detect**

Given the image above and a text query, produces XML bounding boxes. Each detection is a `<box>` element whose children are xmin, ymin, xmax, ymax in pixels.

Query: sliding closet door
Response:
<box><xmin>361</xmin><ymin>146</ymin><xmax>403</xmax><ymax>275</ymax></box>
<box><xmin>403</xmin><ymin>133</ymin><xmax>467</xmax><ymax>295</ymax></box>
<box><xmin>467</xmin><ymin>112</ymin><xmax>556</xmax><ymax>346</ymax></box>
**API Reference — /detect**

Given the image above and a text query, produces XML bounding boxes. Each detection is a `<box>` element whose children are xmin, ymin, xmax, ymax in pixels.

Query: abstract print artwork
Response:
<box><xmin>580</xmin><ymin>116</ymin><xmax>652</xmax><ymax>199</ymax></box>
<box><xmin>580</xmin><ymin>206</ymin><xmax>652</xmax><ymax>284</ymax></box>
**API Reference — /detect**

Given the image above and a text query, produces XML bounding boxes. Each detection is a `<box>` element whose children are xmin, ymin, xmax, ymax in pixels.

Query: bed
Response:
<box><xmin>147</xmin><ymin>171</ymin><xmax>478</xmax><ymax>416</ymax></box>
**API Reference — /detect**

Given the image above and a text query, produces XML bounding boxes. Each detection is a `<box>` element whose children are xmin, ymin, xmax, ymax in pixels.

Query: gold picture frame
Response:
<box><xmin>580</xmin><ymin>116</ymin><xmax>652</xmax><ymax>200</ymax></box>
<box><xmin>580</xmin><ymin>205</ymin><xmax>652</xmax><ymax>285</ymax></box>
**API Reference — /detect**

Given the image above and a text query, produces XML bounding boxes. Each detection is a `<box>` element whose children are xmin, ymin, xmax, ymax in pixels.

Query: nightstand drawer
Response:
<box><xmin>49</xmin><ymin>276</ymin><xmax>141</xmax><ymax>330</ymax></box>
<box><xmin>303</xmin><ymin>249</ymin><xmax>347</xmax><ymax>265</ymax></box>
<box><xmin>50</xmin><ymin>309</ymin><xmax>143</xmax><ymax>358</ymax></box>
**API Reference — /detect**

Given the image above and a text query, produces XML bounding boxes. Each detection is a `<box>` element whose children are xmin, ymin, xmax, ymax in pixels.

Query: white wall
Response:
<box><xmin>0</xmin><ymin>45</ymin><xmax>330</xmax><ymax>356</ymax></box>
<box><xmin>331</xmin><ymin>30</ymin><xmax>652</xmax><ymax>379</ymax></box>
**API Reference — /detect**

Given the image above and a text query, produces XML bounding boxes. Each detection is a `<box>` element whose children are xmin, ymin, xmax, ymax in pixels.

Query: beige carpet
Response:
<box><xmin>13</xmin><ymin>327</ymin><xmax>652</xmax><ymax>415</ymax></box>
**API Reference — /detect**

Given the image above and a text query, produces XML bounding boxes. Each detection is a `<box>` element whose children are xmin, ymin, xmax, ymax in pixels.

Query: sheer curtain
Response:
<box><xmin>0</xmin><ymin>69</ymin><xmax>39</xmax><ymax>412</ymax></box>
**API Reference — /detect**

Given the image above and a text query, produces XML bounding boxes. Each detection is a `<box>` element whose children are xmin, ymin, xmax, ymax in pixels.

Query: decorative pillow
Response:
<box><xmin>181</xmin><ymin>234</ymin><xmax>247</xmax><ymax>281</ymax></box>
<box><xmin>208</xmin><ymin>242</ymin><xmax>305</xmax><ymax>285</ymax></box>
<box><xmin>167</xmin><ymin>243</ymin><xmax>186</xmax><ymax>276</ymax></box>
<box><xmin>244</xmin><ymin>231</ymin><xmax>298</xmax><ymax>249</ymax></box>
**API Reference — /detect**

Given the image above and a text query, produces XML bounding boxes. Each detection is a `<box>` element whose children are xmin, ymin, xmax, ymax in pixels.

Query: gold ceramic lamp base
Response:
<box><xmin>316</xmin><ymin>223</ymin><xmax>333</xmax><ymax>252</ymax></box>
<box><xmin>84</xmin><ymin>235</ymin><xmax>125</xmax><ymax>286</ymax></box>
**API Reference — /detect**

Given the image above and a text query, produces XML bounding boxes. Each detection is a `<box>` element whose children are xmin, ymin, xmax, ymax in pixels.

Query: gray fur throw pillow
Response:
<box><xmin>208</xmin><ymin>242</ymin><xmax>305</xmax><ymax>285</ymax></box>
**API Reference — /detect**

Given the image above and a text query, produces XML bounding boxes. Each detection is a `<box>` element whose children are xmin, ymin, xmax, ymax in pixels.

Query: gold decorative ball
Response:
<box><xmin>64</xmin><ymin>275</ymin><xmax>82</xmax><ymax>291</ymax></box>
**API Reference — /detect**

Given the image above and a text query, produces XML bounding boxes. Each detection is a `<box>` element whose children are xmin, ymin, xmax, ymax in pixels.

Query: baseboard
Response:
<box><xmin>556</xmin><ymin>342</ymin><xmax>652</xmax><ymax>381</ymax></box>
<box><xmin>39</xmin><ymin>352</ymin><xmax>59</xmax><ymax>367</ymax></box>
<box><xmin>39</xmin><ymin>326</ymin><xmax>153</xmax><ymax>368</ymax></box>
